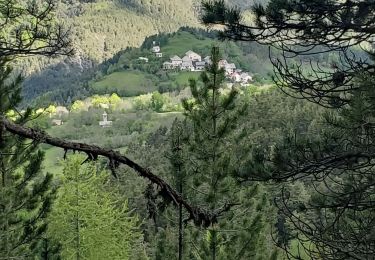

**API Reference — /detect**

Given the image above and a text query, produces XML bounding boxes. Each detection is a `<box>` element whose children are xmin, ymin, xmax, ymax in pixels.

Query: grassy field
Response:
<box><xmin>162</xmin><ymin>31</ymin><xmax>215</xmax><ymax>57</ymax></box>
<box><xmin>91</xmin><ymin>71</ymin><xmax>158</xmax><ymax>96</ymax></box>
<box><xmin>172</xmin><ymin>71</ymin><xmax>201</xmax><ymax>86</ymax></box>
<box><xmin>90</xmin><ymin>32</ymin><xmax>228</xmax><ymax>97</ymax></box>
<box><xmin>41</xmin><ymin>109</ymin><xmax>183</xmax><ymax>175</ymax></box>
<box><xmin>42</xmin><ymin>146</ymin><xmax>65</xmax><ymax>175</ymax></box>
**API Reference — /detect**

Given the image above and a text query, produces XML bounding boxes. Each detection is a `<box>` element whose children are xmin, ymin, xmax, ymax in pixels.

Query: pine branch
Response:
<box><xmin>0</xmin><ymin>116</ymin><xmax>219</xmax><ymax>226</ymax></box>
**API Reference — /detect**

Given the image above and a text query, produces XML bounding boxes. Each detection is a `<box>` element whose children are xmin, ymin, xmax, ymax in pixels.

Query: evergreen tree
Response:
<box><xmin>48</xmin><ymin>156</ymin><xmax>147</xmax><ymax>260</ymax></box>
<box><xmin>169</xmin><ymin>119</ymin><xmax>186</xmax><ymax>260</ymax></box>
<box><xmin>36</xmin><ymin>237</ymin><xmax>62</xmax><ymax>260</ymax></box>
<box><xmin>182</xmin><ymin>47</ymin><xmax>272</xmax><ymax>259</ymax></box>
<box><xmin>0</xmin><ymin>59</ymin><xmax>59</xmax><ymax>259</ymax></box>
<box><xmin>270</xmin><ymin>74</ymin><xmax>375</xmax><ymax>259</ymax></box>
<box><xmin>167</xmin><ymin>119</ymin><xmax>190</xmax><ymax>260</ymax></box>
<box><xmin>201</xmin><ymin>0</ymin><xmax>375</xmax><ymax>258</ymax></box>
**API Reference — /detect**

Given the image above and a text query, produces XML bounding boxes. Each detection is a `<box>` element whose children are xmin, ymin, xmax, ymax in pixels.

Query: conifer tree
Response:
<box><xmin>201</xmin><ymin>0</ymin><xmax>375</xmax><ymax>258</ymax></box>
<box><xmin>167</xmin><ymin>119</ymin><xmax>189</xmax><ymax>260</ymax></box>
<box><xmin>182</xmin><ymin>46</ymin><xmax>235</xmax><ymax>259</ymax></box>
<box><xmin>48</xmin><ymin>156</ymin><xmax>147</xmax><ymax>260</ymax></box>
<box><xmin>0</xmin><ymin>59</ymin><xmax>59</xmax><ymax>259</ymax></box>
<box><xmin>182</xmin><ymin>47</ymin><xmax>271</xmax><ymax>259</ymax></box>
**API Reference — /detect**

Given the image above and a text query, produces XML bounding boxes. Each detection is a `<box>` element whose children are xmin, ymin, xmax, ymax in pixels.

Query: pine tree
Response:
<box><xmin>167</xmin><ymin>119</ymin><xmax>189</xmax><ymax>260</ymax></box>
<box><xmin>182</xmin><ymin>47</ymin><xmax>270</xmax><ymax>259</ymax></box>
<box><xmin>270</xmin><ymin>73</ymin><xmax>375</xmax><ymax>259</ymax></box>
<box><xmin>0</xmin><ymin>59</ymin><xmax>59</xmax><ymax>258</ymax></box>
<box><xmin>201</xmin><ymin>1</ymin><xmax>375</xmax><ymax>258</ymax></box>
<box><xmin>34</xmin><ymin>237</ymin><xmax>62</xmax><ymax>260</ymax></box>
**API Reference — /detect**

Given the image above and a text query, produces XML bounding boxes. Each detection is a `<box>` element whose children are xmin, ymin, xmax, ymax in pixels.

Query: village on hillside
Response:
<box><xmin>150</xmin><ymin>42</ymin><xmax>253</xmax><ymax>85</ymax></box>
<box><xmin>50</xmin><ymin>42</ymin><xmax>255</xmax><ymax>128</ymax></box>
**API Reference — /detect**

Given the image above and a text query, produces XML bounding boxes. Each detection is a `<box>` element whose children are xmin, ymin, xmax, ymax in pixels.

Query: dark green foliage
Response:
<box><xmin>266</xmin><ymin>75</ymin><xmax>375</xmax><ymax>259</ymax></box>
<box><xmin>201</xmin><ymin>0</ymin><xmax>375</xmax><ymax>258</ymax></box>
<box><xmin>154</xmin><ymin>226</ymin><xmax>178</xmax><ymax>260</ymax></box>
<box><xmin>180</xmin><ymin>47</ymin><xmax>273</xmax><ymax>259</ymax></box>
<box><xmin>34</xmin><ymin>238</ymin><xmax>62</xmax><ymax>260</ymax></box>
<box><xmin>167</xmin><ymin>119</ymin><xmax>190</xmax><ymax>260</ymax></box>
<box><xmin>0</xmin><ymin>60</ymin><xmax>59</xmax><ymax>258</ymax></box>
<box><xmin>182</xmin><ymin>46</ymin><xmax>241</xmax><ymax>210</ymax></box>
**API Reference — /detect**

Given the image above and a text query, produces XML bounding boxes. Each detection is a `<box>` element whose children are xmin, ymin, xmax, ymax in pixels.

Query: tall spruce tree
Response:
<box><xmin>167</xmin><ymin>119</ymin><xmax>188</xmax><ymax>260</ymax></box>
<box><xmin>0</xmin><ymin>59</ymin><xmax>59</xmax><ymax>259</ymax></box>
<box><xmin>182</xmin><ymin>47</ymin><xmax>273</xmax><ymax>259</ymax></box>
<box><xmin>0</xmin><ymin>1</ymin><xmax>71</xmax><ymax>256</ymax></box>
<box><xmin>182</xmin><ymin>46</ymin><xmax>236</xmax><ymax>259</ymax></box>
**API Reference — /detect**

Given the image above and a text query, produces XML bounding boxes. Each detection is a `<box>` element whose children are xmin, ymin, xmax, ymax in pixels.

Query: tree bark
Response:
<box><xmin>178</xmin><ymin>171</ymin><xmax>183</xmax><ymax>260</ymax></box>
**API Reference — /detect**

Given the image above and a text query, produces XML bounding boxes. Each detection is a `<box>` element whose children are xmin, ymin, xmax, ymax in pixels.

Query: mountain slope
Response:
<box><xmin>19</xmin><ymin>0</ymin><xmax>201</xmax><ymax>104</ymax></box>
<box><xmin>61</xmin><ymin>0</ymin><xmax>201</xmax><ymax>62</ymax></box>
<box><xmin>20</xmin><ymin>0</ymin><xmax>271</xmax><ymax>105</ymax></box>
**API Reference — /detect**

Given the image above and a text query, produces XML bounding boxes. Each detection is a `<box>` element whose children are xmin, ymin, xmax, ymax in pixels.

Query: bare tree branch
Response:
<box><xmin>0</xmin><ymin>116</ymin><xmax>229</xmax><ymax>227</ymax></box>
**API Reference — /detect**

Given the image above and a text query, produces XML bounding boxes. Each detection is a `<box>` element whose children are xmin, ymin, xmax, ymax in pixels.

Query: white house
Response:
<box><xmin>218</xmin><ymin>59</ymin><xmax>228</xmax><ymax>69</ymax></box>
<box><xmin>52</xmin><ymin>119</ymin><xmax>63</xmax><ymax>126</ymax></box>
<box><xmin>194</xmin><ymin>61</ymin><xmax>206</xmax><ymax>71</ymax></box>
<box><xmin>240</xmin><ymin>73</ymin><xmax>253</xmax><ymax>83</ymax></box>
<box><xmin>152</xmin><ymin>46</ymin><xmax>161</xmax><ymax>53</ymax></box>
<box><xmin>163</xmin><ymin>61</ymin><xmax>174</xmax><ymax>70</ymax></box>
<box><xmin>170</xmin><ymin>55</ymin><xmax>183</xmax><ymax>66</ymax></box>
<box><xmin>185</xmin><ymin>50</ymin><xmax>202</xmax><ymax>61</ymax></box>
<box><xmin>231</xmin><ymin>72</ymin><xmax>242</xmax><ymax>82</ymax></box>
<box><xmin>182</xmin><ymin>56</ymin><xmax>191</xmax><ymax>62</ymax></box>
<box><xmin>204</xmin><ymin>56</ymin><xmax>212</xmax><ymax>65</ymax></box>
<box><xmin>99</xmin><ymin>112</ymin><xmax>112</xmax><ymax>127</ymax></box>
<box><xmin>181</xmin><ymin>61</ymin><xmax>194</xmax><ymax>71</ymax></box>
<box><xmin>155</xmin><ymin>52</ymin><xmax>163</xmax><ymax>58</ymax></box>
<box><xmin>181</xmin><ymin>56</ymin><xmax>194</xmax><ymax>70</ymax></box>
<box><xmin>225</xmin><ymin>63</ymin><xmax>236</xmax><ymax>74</ymax></box>
<box><xmin>158</xmin><ymin>50</ymin><xmax>250</xmax><ymax>77</ymax></box>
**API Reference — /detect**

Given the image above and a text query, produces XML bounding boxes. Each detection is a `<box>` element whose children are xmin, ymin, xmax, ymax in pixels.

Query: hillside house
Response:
<box><xmin>152</xmin><ymin>44</ymin><xmax>161</xmax><ymax>53</ymax></box>
<box><xmin>240</xmin><ymin>73</ymin><xmax>253</xmax><ymax>84</ymax></box>
<box><xmin>231</xmin><ymin>72</ymin><xmax>242</xmax><ymax>82</ymax></box>
<box><xmin>225</xmin><ymin>63</ymin><xmax>236</xmax><ymax>74</ymax></box>
<box><xmin>160</xmin><ymin>50</ymin><xmax>252</xmax><ymax>79</ymax></box>
<box><xmin>231</xmin><ymin>72</ymin><xmax>253</xmax><ymax>84</ymax></box>
<box><xmin>185</xmin><ymin>50</ymin><xmax>202</xmax><ymax>61</ymax></box>
<box><xmin>194</xmin><ymin>61</ymin><xmax>206</xmax><ymax>71</ymax></box>
<box><xmin>218</xmin><ymin>59</ymin><xmax>228</xmax><ymax>69</ymax></box>
<box><xmin>163</xmin><ymin>61</ymin><xmax>174</xmax><ymax>70</ymax></box>
<box><xmin>152</xmin><ymin>46</ymin><xmax>161</xmax><ymax>53</ymax></box>
<box><xmin>170</xmin><ymin>55</ymin><xmax>183</xmax><ymax>66</ymax></box>
<box><xmin>204</xmin><ymin>56</ymin><xmax>212</xmax><ymax>65</ymax></box>
<box><xmin>181</xmin><ymin>61</ymin><xmax>194</xmax><ymax>71</ymax></box>
<box><xmin>151</xmin><ymin>41</ymin><xmax>162</xmax><ymax>58</ymax></box>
